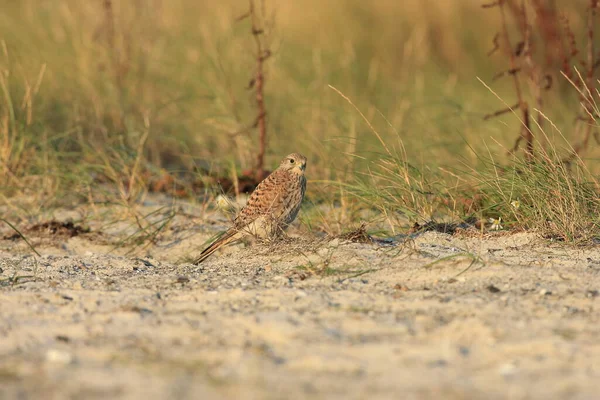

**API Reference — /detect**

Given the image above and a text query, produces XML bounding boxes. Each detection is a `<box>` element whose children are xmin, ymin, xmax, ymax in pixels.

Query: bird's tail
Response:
<box><xmin>194</xmin><ymin>229</ymin><xmax>239</xmax><ymax>264</ymax></box>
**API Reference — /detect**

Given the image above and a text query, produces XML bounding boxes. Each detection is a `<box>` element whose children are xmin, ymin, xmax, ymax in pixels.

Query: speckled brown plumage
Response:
<box><xmin>194</xmin><ymin>153</ymin><xmax>307</xmax><ymax>264</ymax></box>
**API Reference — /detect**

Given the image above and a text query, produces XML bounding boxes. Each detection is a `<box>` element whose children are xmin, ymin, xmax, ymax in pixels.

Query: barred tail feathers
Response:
<box><xmin>194</xmin><ymin>229</ymin><xmax>239</xmax><ymax>264</ymax></box>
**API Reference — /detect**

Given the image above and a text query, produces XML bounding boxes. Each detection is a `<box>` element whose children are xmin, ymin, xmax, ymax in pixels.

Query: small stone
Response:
<box><xmin>328</xmin><ymin>238</ymin><xmax>340</xmax><ymax>248</ymax></box>
<box><xmin>498</xmin><ymin>362</ymin><xmax>518</xmax><ymax>377</ymax></box>
<box><xmin>55</xmin><ymin>335</ymin><xmax>70</xmax><ymax>343</ymax></box>
<box><xmin>487</xmin><ymin>285</ymin><xmax>501</xmax><ymax>293</ymax></box>
<box><xmin>427</xmin><ymin>359</ymin><xmax>448</xmax><ymax>368</ymax></box>
<box><xmin>393</xmin><ymin>283</ymin><xmax>409</xmax><ymax>291</ymax></box>
<box><xmin>46</xmin><ymin>349</ymin><xmax>73</xmax><ymax>364</ymax></box>
<box><xmin>306</xmin><ymin>254</ymin><xmax>321</xmax><ymax>265</ymax></box>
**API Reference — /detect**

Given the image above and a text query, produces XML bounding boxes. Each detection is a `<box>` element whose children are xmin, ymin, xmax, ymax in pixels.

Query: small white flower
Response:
<box><xmin>510</xmin><ymin>200</ymin><xmax>520</xmax><ymax>209</ymax></box>
<box><xmin>215</xmin><ymin>194</ymin><xmax>235</xmax><ymax>211</ymax></box>
<box><xmin>489</xmin><ymin>217</ymin><xmax>503</xmax><ymax>231</ymax></box>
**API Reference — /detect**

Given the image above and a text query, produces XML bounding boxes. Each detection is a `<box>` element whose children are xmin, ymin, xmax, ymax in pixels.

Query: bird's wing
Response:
<box><xmin>234</xmin><ymin>169</ymin><xmax>289</xmax><ymax>228</ymax></box>
<box><xmin>282</xmin><ymin>175</ymin><xmax>306</xmax><ymax>225</ymax></box>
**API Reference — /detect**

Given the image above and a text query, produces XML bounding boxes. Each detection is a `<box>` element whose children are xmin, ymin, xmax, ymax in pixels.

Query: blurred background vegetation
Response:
<box><xmin>1</xmin><ymin>0</ymin><xmax>599</xmax><ymax>237</ymax></box>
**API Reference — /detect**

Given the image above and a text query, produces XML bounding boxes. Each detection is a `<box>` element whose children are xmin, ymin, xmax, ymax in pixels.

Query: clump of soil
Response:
<box><xmin>3</xmin><ymin>221</ymin><xmax>91</xmax><ymax>241</ymax></box>
<box><xmin>337</xmin><ymin>223</ymin><xmax>374</xmax><ymax>243</ymax></box>
<box><xmin>409</xmin><ymin>217</ymin><xmax>483</xmax><ymax>235</ymax></box>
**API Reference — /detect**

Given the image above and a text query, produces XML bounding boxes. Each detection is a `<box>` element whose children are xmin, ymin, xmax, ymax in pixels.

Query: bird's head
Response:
<box><xmin>279</xmin><ymin>153</ymin><xmax>307</xmax><ymax>175</ymax></box>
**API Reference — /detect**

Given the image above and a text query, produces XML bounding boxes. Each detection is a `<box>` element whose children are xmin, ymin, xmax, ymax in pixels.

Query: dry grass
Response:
<box><xmin>0</xmin><ymin>0</ymin><xmax>599</xmax><ymax>241</ymax></box>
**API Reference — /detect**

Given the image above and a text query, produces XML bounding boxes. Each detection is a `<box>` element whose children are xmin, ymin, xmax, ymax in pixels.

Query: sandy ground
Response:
<box><xmin>1</xmin><ymin>201</ymin><xmax>599</xmax><ymax>400</ymax></box>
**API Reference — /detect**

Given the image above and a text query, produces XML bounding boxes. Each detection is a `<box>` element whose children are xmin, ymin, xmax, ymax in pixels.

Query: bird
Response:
<box><xmin>194</xmin><ymin>153</ymin><xmax>307</xmax><ymax>264</ymax></box>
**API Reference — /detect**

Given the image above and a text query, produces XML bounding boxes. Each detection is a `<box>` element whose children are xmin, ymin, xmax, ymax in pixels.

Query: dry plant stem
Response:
<box><xmin>102</xmin><ymin>0</ymin><xmax>126</xmax><ymax>130</ymax></box>
<box><xmin>522</xmin><ymin>4</ymin><xmax>545</xmax><ymax>138</ymax></box>
<box><xmin>531</xmin><ymin>0</ymin><xmax>564</xmax><ymax>67</ymax></box>
<box><xmin>103</xmin><ymin>0</ymin><xmax>125</xmax><ymax>91</ymax></box>
<box><xmin>587</xmin><ymin>1</ymin><xmax>597</xmax><ymax>87</ymax></box>
<box><xmin>102</xmin><ymin>0</ymin><xmax>116</xmax><ymax>67</ymax></box>
<box><xmin>247</xmin><ymin>0</ymin><xmax>269</xmax><ymax>180</ymax></box>
<box><xmin>127</xmin><ymin>112</ymin><xmax>150</xmax><ymax>203</ymax></box>
<box><xmin>498</xmin><ymin>0</ymin><xmax>533</xmax><ymax>159</ymax></box>
<box><xmin>564</xmin><ymin>0</ymin><xmax>598</xmax><ymax>163</ymax></box>
<box><xmin>0</xmin><ymin>218</ymin><xmax>41</xmax><ymax>257</ymax></box>
<box><xmin>483</xmin><ymin>102</ymin><xmax>519</xmax><ymax>120</ymax></box>
<box><xmin>581</xmin><ymin>1</ymin><xmax>598</xmax><ymax>148</ymax></box>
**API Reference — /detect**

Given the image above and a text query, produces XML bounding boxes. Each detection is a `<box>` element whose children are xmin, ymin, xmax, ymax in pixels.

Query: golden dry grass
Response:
<box><xmin>1</xmin><ymin>0</ymin><xmax>599</xmax><ymax>239</ymax></box>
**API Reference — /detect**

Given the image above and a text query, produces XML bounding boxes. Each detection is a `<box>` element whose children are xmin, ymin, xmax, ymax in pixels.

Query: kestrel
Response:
<box><xmin>194</xmin><ymin>153</ymin><xmax>307</xmax><ymax>264</ymax></box>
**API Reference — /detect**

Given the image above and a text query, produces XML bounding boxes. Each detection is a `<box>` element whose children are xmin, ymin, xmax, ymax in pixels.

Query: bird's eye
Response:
<box><xmin>289</xmin><ymin>159</ymin><xmax>295</xmax><ymax>164</ymax></box>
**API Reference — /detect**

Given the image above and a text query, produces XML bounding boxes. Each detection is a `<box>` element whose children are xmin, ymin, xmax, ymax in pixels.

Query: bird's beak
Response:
<box><xmin>292</xmin><ymin>162</ymin><xmax>305</xmax><ymax>174</ymax></box>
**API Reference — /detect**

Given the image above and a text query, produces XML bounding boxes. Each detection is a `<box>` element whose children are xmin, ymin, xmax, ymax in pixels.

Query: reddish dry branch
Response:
<box><xmin>492</xmin><ymin>67</ymin><xmax>521</xmax><ymax>81</ymax></box>
<box><xmin>531</xmin><ymin>0</ymin><xmax>563</xmax><ymax>67</ymax></box>
<box><xmin>488</xmin><ymin>33</ymin><xmax>500</xmax><ymax>56</ymax></box>
<box><xmin>498</xmin><ymin>0</ymin><xmax>533</xmax><ymax>160</ymax></box>
<box><xmin>481</xmin><ymin>1</ymin><xmax>501</xmax><ymax>8</ymax></box>
<box><xmin>248</xmin><ymin>0</ymin><xmax>269</xmax><ymax>180</ymax></box>
<box><xmin>586</xmin><ymin>0</ymin><xmax>597</xmax><ymax>87</ymax></box>
<box><xmin>560</xmin><ymin>12</ymin><xmax>578</xmax><ymax>82</ymax></box>
<box><xmin>483</xmin><ymin>103</ymin><xmax>520</xmax><ymax>120</ymax></box>
<box><xmin>102</xmin><ymin>0</ymin><xmax>115</xmax><ymax>55</ymax></box>
<box><xmin>564</xmin><ymin>0</ymin><xmax>599</xmax><ymax>162</ymax></box>
<box><xmin>102</xmin><ymin>0</ymin><xmax>122</xmax><ymax>88</ymax></box>
<box><xmin>485</xmin><ymin>0</ymin><xmax>599</xmax><ymax>162</ymax></box>
<box><xmin>519</xmin><ymin>3</ymin><xmax>546</xmax><ymax>134</ymax></box>
<box><xmin>508</xmin><ymin>0</ymin><xmax>527</xmax><ymax>37</ymax></box>
<box><xmin>509</xmin><ymin>134</ymin><xmax>524</xmax><ymax>155</ymax></box>
<box><xmin>523</xmin><ymin>104</ymin><xmax>533</xmax><ymax>158</ymax></box>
